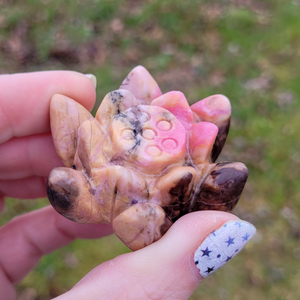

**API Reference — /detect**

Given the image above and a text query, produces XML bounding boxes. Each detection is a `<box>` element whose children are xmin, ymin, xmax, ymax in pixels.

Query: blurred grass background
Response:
<box><xmin>1</xmin><ymin>0</ymin><xmax>300</xmax><ymax>299</ymax></box>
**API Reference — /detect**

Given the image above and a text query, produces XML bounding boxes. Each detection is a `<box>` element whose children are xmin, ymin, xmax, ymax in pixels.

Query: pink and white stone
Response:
<box><xmin>47</xmin><ymin>66</ymin><xmax>248</xmax><ymax>251</ymax></box>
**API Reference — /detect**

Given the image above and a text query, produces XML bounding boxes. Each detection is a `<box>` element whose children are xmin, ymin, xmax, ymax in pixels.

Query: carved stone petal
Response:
<box><xmin>189</xmin><ymin>122</ymin><xmax>218</xmax><ymax>165</ymax></box>
<box><xmin>119</xmin><ymin>65</ymin><xmax>162</xmax><ymax>104</ymax></box>
<box><xmin>112</xmin><ymin>203</ymin><xmax>172</xmax><ymax>251</ymax></box>
<box><xmin>50</xmin><ymin>94</ymin><xmax>93</xmax><ymax>167</ymax></box>
<box><xmin>47</xmin><ymin>167</ymin><xmax>105</xmax><ymax>223</ymax></box>
<box><xmin>194</xmin><ymin>162</ymin><xmax>248</xmax><ymax>212</ymax></box>
<box><xmin>191</xmin><ymin>95</ymin><xmax>231</xmax><ymax>162</ymax></box>
<box><xmin>150</xmin><ymin>91</ymin><xmax>195</xmax><ymax>130</ymax></box>
<box><xmin>95</xmin><ymin>89</ymin><xmax>139</xmax><ymax>130</ymax></box>
<box><xmin>74</xmin><ymin>120</ymin><xmax>112</xmax><ymax>175</ymax></box>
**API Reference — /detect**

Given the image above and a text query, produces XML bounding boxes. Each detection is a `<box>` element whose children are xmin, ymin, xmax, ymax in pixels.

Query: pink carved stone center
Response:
<box><xmin>110</xmin><ymin>105</ymin><xmax>186</xmax><ymax>173</ymax></box>
<box><xmin>47</xmin><ymin>66</ymin><xmax>248</xmax><ymax>251</ymax></box>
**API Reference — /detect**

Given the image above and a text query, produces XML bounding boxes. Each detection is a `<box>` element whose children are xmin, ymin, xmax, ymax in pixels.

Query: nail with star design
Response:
<box><xmin>194</xmin><ymin>220</ymin><xmax>256</xmax><ymax>278</ymax></box>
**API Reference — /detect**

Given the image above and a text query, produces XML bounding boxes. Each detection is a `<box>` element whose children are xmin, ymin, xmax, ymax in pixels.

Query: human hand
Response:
<box><xmin>0</xmin><ymin>71</ymin><xmax>113</xmax><ymax>299</ymax></box>
<box><xmin>0</xmin><ymin>71</ymin><xmax>256</xmax><ymax>299</ymax></box>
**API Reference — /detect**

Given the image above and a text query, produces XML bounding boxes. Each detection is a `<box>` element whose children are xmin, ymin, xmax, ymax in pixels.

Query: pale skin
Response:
<box><xmin>0</xmin><ymin>71</ymin><xmax>240</xmax><ymax>300</ymax></box>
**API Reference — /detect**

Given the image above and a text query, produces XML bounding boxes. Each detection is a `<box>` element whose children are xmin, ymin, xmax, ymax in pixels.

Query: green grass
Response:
<box><xmin>1</xmin><ymin>0</ymin><xmax>300</xmax><ymax>299</ymax></box>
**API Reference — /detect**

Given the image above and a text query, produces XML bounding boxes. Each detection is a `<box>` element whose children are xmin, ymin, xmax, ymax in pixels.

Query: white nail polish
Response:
<box><xmin>85</xmin><ymin>74</ymin><xmax>97</xmax><ymax>89</ymax></box>
<box><xmin>194</xmin><ymin>220</ymin><xmax>256</xmax><ymax>278</ymax></box>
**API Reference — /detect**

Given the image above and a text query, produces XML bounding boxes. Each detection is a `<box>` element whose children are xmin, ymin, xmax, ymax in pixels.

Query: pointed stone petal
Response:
<box><xmin>120</xmin><ymin>65</ymin><xmax>162</xmax><ymax>104</ymax></box>
<box><xmin>47</xmin><ymin>167</ymin><xmax>104</xmax><ymax>223</ymax></box>
<box><xmin>74</xmin><ymin>120</ymin><xmax>112</xmax><ymax>175</ymax></box>
<box><xmin>112</xmin><ymin>203</ymin><xmax>172</xmax><ymax>251</ymax></box>
<box><xmin>194</xmin><ymin>162</ymin><xmax>248</xmax><ymax>212</ymax></box>
<box><xmin>191</xmin><ymin>95</ymin><xmax>231</xmax><ymax>162</ymax></box>
<box><xmin>95</xmin><ymin>89</ymin><xmax>139</xmax><ymax>130</ymax></box>
<box><xmin>189</xmin><ymin>122</ymin><xmax>218</xmax><ymax>165</ymax></box>
<box><xmin>153</xmin><ymin>167</ymin><xmax>196</xmax><ymax>222</ymax></box>
<box><xmin>151</xmin><ymin>91</ymin><xmax>194</xmax><ymax>130</ymax></box>
<box><xmin>50</xmin><ymin>94</ymin><xmax>93</xmax><ymax>167</ymax></box>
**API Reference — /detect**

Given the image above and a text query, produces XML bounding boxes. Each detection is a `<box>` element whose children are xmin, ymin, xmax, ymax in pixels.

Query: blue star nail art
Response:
<box><xmin>225</xmin><ymin>236</ymin><xmax>235</xmax><ymax>246</ymax></box>
<box><xmin>242</xmin><ymin>232</ymin><xmax>250</xmax><ymax>241</ymax></box>
<box><xmin>194</xmin><ymin>220</ymin><xmax>256</xmax><ymax>278</ymax></box>
<box><xmin>205</xmin><ymin>266</ymin><xmax>215</xmax><ymax>274</ymax></box>
<box><xmin>201</xmin><ymin>247</ymin><xmax>213</xmax><ymax>257</ymax></box>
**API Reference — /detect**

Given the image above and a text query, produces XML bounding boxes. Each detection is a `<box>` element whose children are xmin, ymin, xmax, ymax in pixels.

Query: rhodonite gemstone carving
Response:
<box><xmin>47</xmin><ymin>66</ymin><xmax>248</xmax><ymax>251</ymax></box>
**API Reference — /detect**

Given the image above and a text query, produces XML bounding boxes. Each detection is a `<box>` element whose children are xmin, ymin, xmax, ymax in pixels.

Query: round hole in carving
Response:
<box><xmin>157</xmin><ymin>120</ymin><xmax>172</xmax><ymax>131</ymax></box>
<box><xmin>162</xmin><ymin>138</ymin><xmax>178</xmax><ymax>150</ymax></box>
<box><xmin>145</xmin><ymin>145</ymin><xmax>163</xmax><ymax>157</ymax></box>
<box><xmin>142</xmin><ymin>129</ymin><xmax>156</xmax><ymax>140</ymax></box>
<box><xmin>121</xmin><ymin>129</ymin><xmax>133</xmax><ymax>140</ymax></box>
<box><xmin>140</xmin><ymin>112</ymin><xmax>150</xmax><ymax>122</ymax></box>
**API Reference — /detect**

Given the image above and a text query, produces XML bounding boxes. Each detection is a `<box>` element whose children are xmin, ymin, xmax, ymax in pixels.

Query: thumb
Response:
<box><xmin>55</xmin><ymin>211</ymin><xmax>256</xmax><ymax>300</ymax></box>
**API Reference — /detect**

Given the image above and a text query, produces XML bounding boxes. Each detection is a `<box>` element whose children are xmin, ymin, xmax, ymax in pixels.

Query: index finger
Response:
<box><xmin>0</xmin><ymin>206</ymin><xmax>112</xmax><ymax>285</ymax></box>
<box><xmin>0</xmin><ymin>71</ymin><xmax>96</xmax><ymax>144</ymax></box>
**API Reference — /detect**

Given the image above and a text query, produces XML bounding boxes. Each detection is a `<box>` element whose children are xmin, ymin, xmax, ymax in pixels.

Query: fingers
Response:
<box><xmin>0</xmin><ymin>206</ymin><xmax>112</xmax><ymax>285</ymax></box>
<box><xmin>0</xmin><ymin>133</ymin><xmax>62</xmax><ymax>180</ymax></box>
<box><xmin>0</xmin><ymin>265</ymin><xmax>15</xmax><ymax>300</ymax></box>
<box><xmin>0</xmin><ymin>71</ymin><xmax>96</xmax><ymax>144</ymax></box>
<box><xmin>0</xmin><ymin>176</ymin><xmax>47</xmax><ymax>199</ymax></box>
<box><xmin>56</xmin><ymin>211</ymin><xmax>256</xmax><ymax>300</ymax></box>
<box><xmin>0</xmin><ymin>132</ymin><xmax>61</xmax><ymax>198</ymax></box>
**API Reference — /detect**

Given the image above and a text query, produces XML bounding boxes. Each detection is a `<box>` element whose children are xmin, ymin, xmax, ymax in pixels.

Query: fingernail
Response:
<box><xmin>85</xmin><ymin>74</ymin><xmax>97</xmax><ymax>89</ymax></box>
<box><xmin>194</xmin><ymin>220</ymin><xmax>256</xmax><ymax>278</ymax></box>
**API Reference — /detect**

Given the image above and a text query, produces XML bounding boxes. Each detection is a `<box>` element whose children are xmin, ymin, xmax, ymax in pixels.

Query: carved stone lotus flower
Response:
<box><xmin>47</xmin><ymin>66</ymin><xmax>248</xmax><ymax>251</ymax></box>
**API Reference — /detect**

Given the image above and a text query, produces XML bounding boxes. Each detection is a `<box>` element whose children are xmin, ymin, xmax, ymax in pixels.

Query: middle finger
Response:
<box><xmin>0</xmin><ymin>133</ymin><xmax>63</xmax><ymax>180</ymax></box>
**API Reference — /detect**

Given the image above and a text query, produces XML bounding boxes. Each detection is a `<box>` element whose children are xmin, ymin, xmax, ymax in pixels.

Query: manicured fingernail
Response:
<box><xmin>85</xmin><ymin>74</ymin><xmax>97</xmax><ymax>88</ymax></box>
<box><xmin>194</xmin><ymin>220</ymin><xmax>256</xmax><ymax>278</ymax></box>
